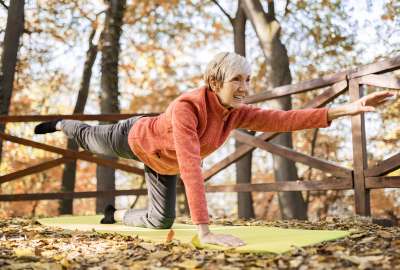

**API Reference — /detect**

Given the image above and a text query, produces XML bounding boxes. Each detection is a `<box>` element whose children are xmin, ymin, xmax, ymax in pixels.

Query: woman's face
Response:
<box><xmin>213</xmin><ymin>73</ymin><xmax>250</xmax><ymax>109</ymax></box>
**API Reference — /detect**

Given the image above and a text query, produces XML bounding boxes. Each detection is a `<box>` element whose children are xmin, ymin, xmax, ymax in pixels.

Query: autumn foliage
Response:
<box><xmin>0</xmin><ymin>0</ymin><xmax>399</xmax><ymax>222</ymax></box>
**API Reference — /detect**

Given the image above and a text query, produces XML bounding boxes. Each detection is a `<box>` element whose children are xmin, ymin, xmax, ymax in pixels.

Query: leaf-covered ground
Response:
<box><xmin>0</xmin><ymin>216</ymin><xmax>399</xmax><ymax>269</ymax></box>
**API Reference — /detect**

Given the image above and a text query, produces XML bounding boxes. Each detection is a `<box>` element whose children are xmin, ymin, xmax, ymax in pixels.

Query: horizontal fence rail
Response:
<box><xmin>0</xmin><ymin>113</ymin><xmax>160</xmax><ymax>123</ymax></box>
<box><xmin>365</xmin><ymin>176</ymin><xmax>400</xmax><ymax>189</ymax></box>
<box><xmin>245</xmin><ymin>55</ymin><xmax>400</xmax><ymax>104</ymax></box>
<box><xmin>0</xmin><ymin>178</ymin><xmax>352</xmax><ymax>201</ymax></box>
<box><xmin>0</xmin><ymin>132</ymin><xmax>144</xmax><ymax>176</ymax></box>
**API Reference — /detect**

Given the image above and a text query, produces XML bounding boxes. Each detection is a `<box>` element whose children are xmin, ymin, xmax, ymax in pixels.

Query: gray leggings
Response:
<box><xmin>60</xmin><ymin>117</ymin><xmax>177</xmax><ymax>229</ymax></box>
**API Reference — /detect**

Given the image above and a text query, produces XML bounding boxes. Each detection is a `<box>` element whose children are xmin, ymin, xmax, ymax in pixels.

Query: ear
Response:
<box><xmin>210</xmin><ymin>77</ymin><xmax>222</xmax><ymax>92</ymax></box>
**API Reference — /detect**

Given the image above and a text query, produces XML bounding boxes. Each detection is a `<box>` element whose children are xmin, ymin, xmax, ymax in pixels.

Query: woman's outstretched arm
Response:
<box><xmin>235</xmin><ymin>91</ymin><xmax>397</xmax><ymax>132</ymax></box>
<box><xmin>327</xmin><ymin>91</ymin><xmax>396</xmax><ymax>121</ymax></box>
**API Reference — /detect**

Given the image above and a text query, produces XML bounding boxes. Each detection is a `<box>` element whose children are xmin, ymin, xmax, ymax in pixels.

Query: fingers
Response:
<box><xmin>379</xmin><ymin>97</ymin><xmax>395</xmax><ymax>104</ymax></box>
<box><xmin>202</xmin><ymin>233</ymin><xmax>246</xmax><ymax>247</ymax></box>
<box><xmin>212</xmin><ymin>235</ymin><xmax>234</xmax><ymax>247</ymax></box>
<box><xmin>375</xmin><ymin>92</ymin><xmax>397</xmax><ymax>106</ymax></box>
<box><xmin>378</xmin><ymin>92</ymin><xmax>395</xmax><ymax>101</ymax></box>
<box><xmin>364</xmin><ymin>91</ymin><xmax>397</xmax><ymax>107</ymax></box>
<box><xmin>219</xmin><ymin>234</ymin><xmax>246</xmax><ymax>247</ymax></box>
<box><xmin>372</xmin><ymin>90</ymin><xmax>393</xmax><ymax>97</ymax></box>
<box><xmin>366</xmin><ymin>90</ymin><xmax>392</xmax><ymax>100</ymax></box>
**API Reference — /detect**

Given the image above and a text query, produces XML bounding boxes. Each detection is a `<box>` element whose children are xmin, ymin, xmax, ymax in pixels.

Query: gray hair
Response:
<box><xmin>204</xmin><ymin>52</ymin><xmax>251</xmax><ymax>88</ymax></box>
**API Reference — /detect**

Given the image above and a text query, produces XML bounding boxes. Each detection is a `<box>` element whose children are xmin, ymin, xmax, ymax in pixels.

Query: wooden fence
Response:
<box><xmin>0</xmin><ymin>55</ymin><xmax>399</xmax><ymax>217</ymax></box>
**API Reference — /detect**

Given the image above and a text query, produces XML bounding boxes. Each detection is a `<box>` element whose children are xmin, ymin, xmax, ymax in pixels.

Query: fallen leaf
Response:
<box><xmin>40</xmin><ymin>250</ymin><xmax>57</xmax><ymax>258</ymax></box>
<box><xmin>176</xmin><ymin>259</ymin><xmax>202</xmax><ymax>269</ymax></box>
<box><xmin>166</xmin><ymin>229</ymin><xmax>175</xmax><ymax>243</ymax></box>
<box><xmin>139</xmin><ymin>242</ymin><xmax>156</xmax><ymax>251</ymax></box>
<box><xmin>14</xmin><ymin>247</ymin><xmax>35</xmax><ymax>257</ymax></box>
<box><xmin>60</xmin><ymin>258</ymin><xmax>70</xmax><ymax>268</ymax></box>
<box><xmin>215</xmin><ymin>253</ymin><xmax>225</xmax><ymax>260</ymax></box>
<box><xmin>191</xmin><ymin>234</ymin><xmax>203</xmax><ymax>249</ymax></box>
<box><xmin>377</xmin><ymin>230</ymin><xmax>392</xmax><ymax>239</ymax></box>
<box><xmin>325</xmin><ymin>244</ymin><xmax>346</xmax><ymax>252</ymax></box>
<box><xmin>289</xmin><ymin>256</ymin><xmax>303</xmax><ymax>268</ymax></box>
<box><xmin>359</xmin><ymin>236</ymin><xmax>376</xmax><ymax>244</ymax></box>
<box><xmin>148</xmin><ymin>250</ymin><xmax>170</xmax><ymax>260</ymax></box>
<box><xmin>349</xmin><ymin>232</ymin><xmax>368</xmax><ymax>239</ymax></box>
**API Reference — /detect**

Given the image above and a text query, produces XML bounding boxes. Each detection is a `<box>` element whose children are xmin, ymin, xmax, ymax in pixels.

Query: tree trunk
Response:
<box><xmin>232</xmin><ymin>0</ymin><xmax>255</xmax><ymax>219</ymax></box>
<box><xmin>59</xmin><ymin>27</ymin><xmax>100</xmax><ymax>214</ymax></box>
<box><xmin>242</xmin><ymin>0</ymin><xmax>307</xmax><ymax>220</ymax></box>
<box><xmin>96</xmin><ymin>0</ymin><xmax>126</xmax><ymax>213</ymax></box>
<box><xmin>0</xmin><ymin>0</ymin><xmax>24</xmax><ymax>164</ymax></box>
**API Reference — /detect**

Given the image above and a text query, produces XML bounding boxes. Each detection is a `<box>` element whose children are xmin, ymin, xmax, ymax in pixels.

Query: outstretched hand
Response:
<box><xmin>199</xmin><ymin>231</ymin><xmax>246</xmax><ymax>247</ymax></box>
<box><xmin>328</xmin><ymin>91</ymin><xmax>397</xmax><ymax>121</ymax></box>
<box><xmin>348</xmin><ymin>91</ymin><xmax>396</xmax><ymax>115</ymax></box>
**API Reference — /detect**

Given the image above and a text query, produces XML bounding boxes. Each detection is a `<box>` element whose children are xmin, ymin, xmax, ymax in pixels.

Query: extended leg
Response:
<box><xmin>122</xmin><ymin>166</ymin><xmax>177</xmax><ymax>229</ymax></box>
<box><xmin>34</xmin><ymin>117</ymin><xmax>142</xmax><ymax>159</ymax></box>
<box><xmin>59</xmin><ymin>120</ymin><xmax>119</xmax><ymax>157</ymax></box>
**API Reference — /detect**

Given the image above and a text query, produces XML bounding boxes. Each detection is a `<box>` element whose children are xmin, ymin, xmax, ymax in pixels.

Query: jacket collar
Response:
<box><xmin>204</xmin><ymin>86</ymin><xmax>233</xmax><ymax>120</ymax></box>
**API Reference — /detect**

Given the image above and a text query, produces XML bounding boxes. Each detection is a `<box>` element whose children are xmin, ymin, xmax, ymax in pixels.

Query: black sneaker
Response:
<box><xmin>34</xmin><ymin>119</ymin><xmax>61</xmax><ymax>134</ymax></box>
<box><xmin>100</xmin><ymin>204</ymin><xmax>116</xmax><ymax>224</ymax></box>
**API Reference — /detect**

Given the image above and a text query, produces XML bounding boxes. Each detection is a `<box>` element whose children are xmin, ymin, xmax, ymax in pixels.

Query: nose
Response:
<box><xmin>238</xmin><ymin>81</ymin><xmax>249</xmax><ymax>95</ymax></box>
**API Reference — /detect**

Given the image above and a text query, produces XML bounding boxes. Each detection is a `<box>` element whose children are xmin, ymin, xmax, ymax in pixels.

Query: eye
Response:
<box><xmin>232</xmin><ymin>76</ymin><xmax>240</xmax><ymax>81</ymax></box>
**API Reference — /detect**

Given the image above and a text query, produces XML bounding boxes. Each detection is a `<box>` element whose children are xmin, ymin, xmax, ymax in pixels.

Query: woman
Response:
<box><xmin>35</xmin><ymin>52</ymin><xmax>395</xmax><ymax>247</ymax></box>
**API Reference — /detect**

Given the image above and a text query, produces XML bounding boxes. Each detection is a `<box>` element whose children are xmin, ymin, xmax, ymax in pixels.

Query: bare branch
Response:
<box><xmin>210</xmin><ymin>0</ymin><xmax>233</xmax><ymax>24</ymax></box>
<box><xmin>0</xmin><ymin>0</ymin><xmax>8</xmax><ymax>10</ymax></box>
<box><xmin>267</xmin><ymin>0</ymin><xmax>275</xmax><ymax>19</ymax></box>
<box><xmin>284</xmin><ymin>0</ymin><xmax>290</xmax><ymax>16</ymax></box>
<box><xmin>125</xmin><ymin>6</ymin><xmax>158</xmax><ymax>25</ymax></box>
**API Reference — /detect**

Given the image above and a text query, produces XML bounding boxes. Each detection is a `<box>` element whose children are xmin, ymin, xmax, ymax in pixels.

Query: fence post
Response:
<box><xmin>349</xmin><ymin>78</ymin><xmax>371</xmax><ymax>216</ymax></box>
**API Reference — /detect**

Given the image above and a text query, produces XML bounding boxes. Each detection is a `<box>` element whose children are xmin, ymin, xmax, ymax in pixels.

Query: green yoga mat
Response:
<box><xmin>39</xmin><ymin>215</ymin><xmax>350</xmax><ymax>253</ymax></box>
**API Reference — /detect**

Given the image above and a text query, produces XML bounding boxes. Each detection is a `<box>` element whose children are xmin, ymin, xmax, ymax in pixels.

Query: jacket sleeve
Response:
<box><xmin>235</xmin><ymin>104</ymin><xmax>331</xmax><ymax>132</ymax></box>
<box><xmin>171</xmin><ymin>101</ymin><xmax>209</xmax><ymax>224</ymax></box>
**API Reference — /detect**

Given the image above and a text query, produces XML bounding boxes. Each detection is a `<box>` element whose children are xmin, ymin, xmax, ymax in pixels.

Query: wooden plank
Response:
<box><xmin>203</xmin><ymin>138</ymin><xmax>272</xmax><ymax>181</ymax></box>
<box><xmin>302</xmin><ymin>80</ymin><xmax>348</xmax><ymax>108</ymax></box>
<box><xmin>0</xmin><ymin>132</ymin><xmax>145</xmax><ymax>176</ymax></box>
<box><xmin>0</xmin><ymin>157</ymin><xmax>69</xmax><ymax>184</ymax></box>
<box><xmin>349</xmin><ymin>79</ymin><xmax>370</xmax><ymax>216</ymax></box>
<box><xmin>244</xmin><ymin>54</ymin><xmax>400</xmax><ymax>104</ymax></box>
<box><xmin>0</xmin><ymin>189</ymin><xmax>151</xmax><ymax>201</ymax></box>
<box><xmin>203</xmin><ymin>81</ymin><xmax>348</xmax><ymax>181</ymax></box>
<box><xmin>205</xmin><ymin>178</ymin><xmax>353</xmax><ymax>192</ymax></box>
<box><xmin>245</xmin><ymin>75</ymin><xmax>347</xmax><ymax>103</ymax></box>
<box><xmin>349</xmin><ymin>55</ymin><xmax>400</xmax><ymax>79</ymax></box>
<box><xmin>0</xmin><ymin>179</ymin><xmax>353</xmax><ymax>201</ymax></box>
<box><xmin>366</xmin><ymin>176</ymin><xmax>400</xmax><ymax>189</ymax></box>
<box><xmin>364</xmin><ymin>152</ymin><xmax>400</xmax><ymax>177</ymax></box>
<box><xmin>233</xmin><ymin>130</ymin><xmax>352</xmax><ymax>178</ymax></box>
<box><xmin>359</xmin><ymin>74</ymin><xmax>400</xmax><ymax>89</ymax></box>
<box><xmin>0</xmin><ymin>113</ymin><xmax>159</xmax><ymax>123</ymax></box>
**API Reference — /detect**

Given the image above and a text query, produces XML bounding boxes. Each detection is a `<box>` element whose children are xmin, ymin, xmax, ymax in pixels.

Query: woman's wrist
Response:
<box><xmin>197</xmin><ymin>223</ymin><xmax>211</xmax><ymax>237</ymax></box>
<box><xmin>327</xmin><ymin>105</ymin><xmax>349</xmax><ymax>121</ymax></box>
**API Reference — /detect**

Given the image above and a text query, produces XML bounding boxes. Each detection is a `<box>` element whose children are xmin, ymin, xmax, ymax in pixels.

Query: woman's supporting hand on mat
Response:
<box><xmin>197</xmin><ymin>224</ymin><xmax>245</xmax><ymax>247</ymax></box>
<box><xmin>327</xmin><ymin>90</ymin><xmax>397</xmax><ymax>121</ymax></box>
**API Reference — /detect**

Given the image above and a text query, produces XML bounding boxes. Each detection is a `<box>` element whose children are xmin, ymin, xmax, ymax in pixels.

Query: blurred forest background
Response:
<box><xmin>0</xmin><ymin>0</ymin><xmax>399</xmax><ymax>222</ymax></box>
